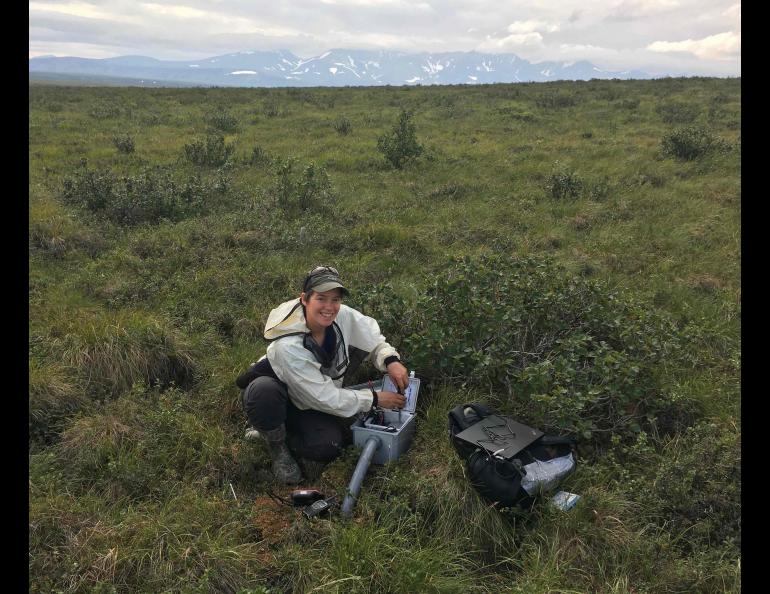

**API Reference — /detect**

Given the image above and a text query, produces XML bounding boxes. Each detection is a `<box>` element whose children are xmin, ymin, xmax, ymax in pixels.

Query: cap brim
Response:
<box><xmin>311</xmin><ymin>281</ymin><xmax>350</xmax><ymax>296</ymax></box>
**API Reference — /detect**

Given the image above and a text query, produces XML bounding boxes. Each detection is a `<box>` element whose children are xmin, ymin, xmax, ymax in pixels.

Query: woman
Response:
<box><xmin>239</xmin><ymin>266</ymin><xmax>408</xmax><ymax>483</ymax></box>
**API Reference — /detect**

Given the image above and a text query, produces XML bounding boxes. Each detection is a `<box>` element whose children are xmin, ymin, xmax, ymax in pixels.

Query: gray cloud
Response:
<box><xmin>29</xmin><ymin>0</ymin><xmax>741</xmax><ymax>76</ymax></box>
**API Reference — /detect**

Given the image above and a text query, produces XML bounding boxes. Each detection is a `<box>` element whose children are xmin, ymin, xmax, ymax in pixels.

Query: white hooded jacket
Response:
<box><xmin>261</xmin><ymin>298</ymin><xmax>400</xmax><ymax>417</ymax></box>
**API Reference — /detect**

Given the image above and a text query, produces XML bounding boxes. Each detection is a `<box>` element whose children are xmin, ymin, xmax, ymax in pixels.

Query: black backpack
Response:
<box><xmin>448</xmin><ymin>403</ymin><xmax>577</xmax><ymax>509</ymax></box>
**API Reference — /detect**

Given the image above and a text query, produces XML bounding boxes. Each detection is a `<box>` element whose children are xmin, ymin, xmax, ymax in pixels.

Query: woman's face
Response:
<box><xmin>301</xmin><ymin>289</ymin><xmax>343</xmax><ymax>332</ymax></box>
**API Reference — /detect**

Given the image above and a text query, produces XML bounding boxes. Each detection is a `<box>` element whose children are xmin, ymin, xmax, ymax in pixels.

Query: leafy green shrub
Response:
<box><xmin>60</xmin><ymin>166</ymin><xmax>222</xmax><ymax>225</ymax></box>
<box><xmin>661</xmin><ymin>125</ymin><xmax>728</xmax><ymax>161</ymax></box>
<box><xmin>270</xmin><ymin>158</ymin><xmax>335</xmax><ymax>214</ymax></box>
<box><xmin>655</xmin><ymin>102</ymin><xmax>700</xmax><ymax>124</ymax></box>
<box><xmin>333</xmin><ymin>116</ymin><xmax>353</xmax><ymax>135</ymax></box>
<box><xmin>89</xmin><ymin>101</ymin><xmax>129</xmax><ymax>119</ymax></box>
<box><xmin>587</xmin><ymin>177</ymin><xmax>612</xmax><ymax>200</ymax></box>
<box><xmin>535</xmin><ymin>93</ymin><xmax>578</xmax><ymax>109</ymax></box>
<box><xmin>648</xmin><ymin>422</ymin><xmax>740</xmax><ymax>554</ymax></box>
<box><xmin>497</xmin><ymin>106</ymin><xmax>535</xmax><ymax>121</ymax></box>
<box><xmin>616</xmin><ymin>98</ymin><xmax>640</xmax><ymax>110</ymax></box>
<box><xmin>377</xmin><ymin>109</ymin><xmax>424</xmax><ymax>169</ymax></box>
<box><xmin>112</xmin><ymin>134</ymin><xmax>135</xmax><ymax>154</ymax></box>
<box><xmin>263</xmin><ymin>100</ymin><xmax>283</xmax><ymax>118</ymax></box>
<box><xmin>183</xmin><ymin>133</ymin><xmax>234</xmax><ymax>167</ymax></box>
<box><xmin>248</xmin><ymin>145</ymin><xmax>271</xmax><ymax>166</ymax></box>
<box><xmin>546</xmin><ymin>162</ymin><xmax>583</xmax><ymax>199</ymax></box>
<box><xmin>205</xmin><ymin>110</ymin><xmax>239</xmax><ymax>133</ymax></box>
<box><xmin>358</xmin><ymin>255</ymin><xmax>699</xmax><ymax>445</ymax></box>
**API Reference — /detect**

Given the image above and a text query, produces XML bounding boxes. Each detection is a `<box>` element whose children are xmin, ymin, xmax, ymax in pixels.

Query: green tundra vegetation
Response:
<box><xmin>29</xmin><ymin>77</ymin><xmax>740</xmax><ymax>593</ymax></box>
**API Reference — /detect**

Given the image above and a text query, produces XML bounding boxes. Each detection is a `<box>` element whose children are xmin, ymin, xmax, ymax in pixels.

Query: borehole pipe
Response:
<box><xmin>341</xmin><ymin>436</ymin><xmax>381</xmax><ymax>519</ymax></box>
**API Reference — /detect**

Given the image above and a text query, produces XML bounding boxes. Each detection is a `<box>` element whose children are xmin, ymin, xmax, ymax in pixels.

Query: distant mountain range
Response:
<box><xmin>29</xmin><ymin>49</ymin><xmax>653</xmax><ymax>87</ymax></box>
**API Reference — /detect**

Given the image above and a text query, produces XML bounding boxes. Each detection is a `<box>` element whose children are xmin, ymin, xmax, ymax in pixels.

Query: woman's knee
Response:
<box><xmin>288</xmin><ymin>415</ymin><xmax>347</xmax><ymax>462</ymax></box>
<box><xmin>243</xmin><ymin>376</ymin><xmax>289</xmax><ymax>430</ymax></box>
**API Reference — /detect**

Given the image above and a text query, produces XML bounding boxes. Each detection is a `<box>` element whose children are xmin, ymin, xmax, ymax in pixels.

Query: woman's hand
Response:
<box><xmin>386</xmin><ymin>361</ymin><xmax>409</xmax><ymax>393</ymax></box>
<box><xmin>377</xmin><ymin>390</ymin><xmax>406</xmax><ymax>410</ymax></box>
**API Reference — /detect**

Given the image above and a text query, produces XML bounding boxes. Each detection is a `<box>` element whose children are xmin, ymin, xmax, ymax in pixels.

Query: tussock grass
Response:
<box><xmin>29</xmin><ymin>358</ymin><xmax>88</xmax><ymax>445</ymax></box>
<box><xmin>41</xmin><ymin>309</ymin><xmax>198</xmax><ymax>397</ymax></box>
<box><xmin>29</xmin><ymin>482</ymin><xmax>266</xmax><ymax>593</ymax></box>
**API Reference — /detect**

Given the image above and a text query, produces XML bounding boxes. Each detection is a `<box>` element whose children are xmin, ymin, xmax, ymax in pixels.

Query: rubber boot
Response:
<box><xmin>263</xmin><ymin>424</ymin><xmax>303</xmax><ymax>484</ymax></box>
<box><xmin>299</xmin><ymin>458</ymin><xmax>327</xmax><ymax>481</ymax></box>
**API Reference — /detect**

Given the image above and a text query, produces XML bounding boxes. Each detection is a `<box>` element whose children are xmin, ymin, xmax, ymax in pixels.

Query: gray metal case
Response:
<box><xmin>349</xmin><ymin>376</ymin><xmax>420</xmax><ymax>465</ymax></box>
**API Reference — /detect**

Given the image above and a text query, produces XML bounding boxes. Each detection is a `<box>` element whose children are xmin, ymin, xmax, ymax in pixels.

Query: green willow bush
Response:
<box><xmin>661</xmin><ymin>125</ymin><xmax>729</xmax><ymax>161</ymax></box>
<box><xmin>183</xmin><ymin>133</ymin><xmax>235</xmax><ymax>167</ymax></box>
<box><xmin>205</xmin><ymin>110</ymin><xmax>240</xmax><ymax>133</ymax></box>
<box><xmin>649</xmin><ymin>422</ymin><xmax>741</xmax><ymax>555</ymax></box>
<box><xmin>112</xmin><ymin>134</ymin><xmax>136</xmax><ymax>154</ymax></box>
<box><xmin>270</xmin><ymin>158</ymin><xmax>335</xmax><ymax>215</ymax></box>
<box><xmin>377</xmin><ymin>109</ymin><xmax>423</xmax><ymax>169</ymax></box>
<box><xmin>60</xmin><ymin>166</ymin><xmax>226</xmax><ymax>225</ymax></box>
<box><xmin>357</xmin><ymin>255</ymin><xmax>699</xmax><ymax>446</ymax></box>
<box><xmin>547</xmin><ymin>162</ymin><xmax>583</xmax><ymax>200</ymax></box>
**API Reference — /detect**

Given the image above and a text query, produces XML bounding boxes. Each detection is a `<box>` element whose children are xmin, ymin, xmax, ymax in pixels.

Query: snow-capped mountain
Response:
<box><xmin>29</xmin><ymin>49</ymin><xmax>652</xmax><ymax>87</ymax></box>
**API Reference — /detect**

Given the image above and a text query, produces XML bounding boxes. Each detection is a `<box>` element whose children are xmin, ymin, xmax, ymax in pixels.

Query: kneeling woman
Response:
<box><xmin>240</xmin><ymin>266</ymin><xmax>408</xmax><ymax>483</ymax></box>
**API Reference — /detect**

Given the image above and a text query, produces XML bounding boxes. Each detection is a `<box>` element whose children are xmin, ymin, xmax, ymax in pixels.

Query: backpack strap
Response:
<box><xmin>539</xmin><ymin>435</ymin><xmax>577</xmax><ymax>447</ymax></box>
<box><xmin>448</xmin><ymin>402</ymin><xmax>495</xmax><ymax>432</ymax></box>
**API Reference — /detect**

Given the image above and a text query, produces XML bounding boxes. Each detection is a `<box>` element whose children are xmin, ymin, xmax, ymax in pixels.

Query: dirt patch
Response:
<box><xmin>251</xmin><ymin>496</ymin><xmax>297</xmax><ymax>545</ymax></box>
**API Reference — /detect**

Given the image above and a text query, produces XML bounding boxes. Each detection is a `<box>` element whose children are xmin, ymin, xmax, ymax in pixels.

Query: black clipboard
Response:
<box><xmin>454</xmin><ymin>415</ymin><xmax>544</xmax><ymax>459</ymax></box>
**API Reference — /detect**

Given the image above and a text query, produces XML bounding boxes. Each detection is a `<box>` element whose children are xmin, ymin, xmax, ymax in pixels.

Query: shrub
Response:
<box><xmin>206</xmin><ymin>110</ymin><xmax>239</xmax><ymax>133</ymax></box>
<box><xmin>648</xmin><ymin>422</ymin><xmax>740</xmax><ymax>554</ymax></box>
<box><xmin>661</xmin><ymin>125</ymin><xmax>728</xmax><ymax>161</ymax></box>
<box><xmin>333</xmin><ymin>116</ymin><xmax>353</xmax><ymax>135</ymax></box>
<box><xmin>112</xmin><ymin>134</ymin><xmax>135</xmax><ymax>154</ymax></box>
<box><xmin>356</xmin><ymin>255</ymin><xmax>699</xmax><ymax>445</ymax></box>
<box><xmin>183</xmin><ymin>134</ymin><xmax>234</xmax><ymax>167</ymax></box>
<box><xmin>587</xmin><ymin>177</ymin><xmax>611</xmax><ymax>200</ymax></box>
<box><xmin>271</xmin><ymin>158</ymin><xmax>335</xmax><ymax>214</ymax></box>
<box><xmin>546</xmin><ymin>162</ymin><xmax>583</xmax><ymax>200</ymax></box>
<box><xmin>89</xmin><ymin>101</ymin><xmax>128</xmax><ymax>119</ymax></box>
<box><xmin>655</xmin><ymin>102</ymin><xmax>700</xmax><ymax>124</ymax></box>
<box><xmin>263</xmin><ymin>100</ymin><xmax>283</xmax><ymax>118</ymax></box>
<box><xmin>497</xmin><ymin>106</ymin><xmax>535</xmax><ymax>121</ymax></box>
<box><xmin>616</xmin><ymin>98</ymin><xmax>640</xmax><ymax>110</ymax></box>
<box><xmin>535</xmin><ymin>93</ymin><xmax>578</xmax><ymax>109</ymax></box>
<box><xmin>60</xmin><ymin>166</ymin><xmax>221</xmax><ymax>225</ymax></box>
<box><xmin>248</xmin><ymin>145</ymin><xmax>271</xmax><ymax>166</ymax></box>
<box><xmin>377</xmin><ymin>109</ymin><xmax>424</xmax><ymax>169</ymax></box>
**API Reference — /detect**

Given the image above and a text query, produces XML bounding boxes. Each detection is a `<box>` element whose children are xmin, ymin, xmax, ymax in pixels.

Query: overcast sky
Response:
<box><xmin>29</xmin><ymin>0</ymin><xmax>740</xmax><ymax>77</ymax></box>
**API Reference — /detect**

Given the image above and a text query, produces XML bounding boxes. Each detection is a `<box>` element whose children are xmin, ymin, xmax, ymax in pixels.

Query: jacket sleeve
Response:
<box><xmin>267</xmin><ymin>338</ymin><xmax>374</xmax><ymax>417</ymax></box>
<box><xmin>340</xmin><ymin>306</ymin><xmax>400</xmax><ymax>372</ymax></box>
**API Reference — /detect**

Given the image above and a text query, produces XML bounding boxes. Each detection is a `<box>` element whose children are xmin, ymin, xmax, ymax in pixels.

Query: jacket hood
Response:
<box><xmin>264</xmin><ymin>298</ymin><xmax>308</xmax><ymax>340</ymax></box>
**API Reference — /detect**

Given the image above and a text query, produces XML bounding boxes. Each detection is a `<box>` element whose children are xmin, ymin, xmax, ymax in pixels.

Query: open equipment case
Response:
<box><xmin>349</xmin><ymin>373</ymin><xmax>421</xmax><ymax>465</ymax></box>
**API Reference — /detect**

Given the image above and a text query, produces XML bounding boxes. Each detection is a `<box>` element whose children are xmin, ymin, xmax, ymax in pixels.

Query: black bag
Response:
<box><xmin>448</xmin><ymin>403</ymin><xmax>577</xmax><ymax>509</ymax></box>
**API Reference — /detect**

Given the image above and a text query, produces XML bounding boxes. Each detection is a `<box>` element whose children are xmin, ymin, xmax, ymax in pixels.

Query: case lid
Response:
<box><xmin>454</xmin><ymin>415</ymin><xmax>543</xmax><ymax>459</ymax></box>
<box><xmin>381</xmin><ymin>374</ymin><xmax>420</xmax><ymax>414</ymax></box>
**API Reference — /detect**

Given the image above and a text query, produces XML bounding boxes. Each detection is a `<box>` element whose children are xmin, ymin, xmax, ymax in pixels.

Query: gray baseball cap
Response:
<box><xmin>303</xmin><ymin>266</ymin><xmax>350</xmax><ymax>296</ymax></box>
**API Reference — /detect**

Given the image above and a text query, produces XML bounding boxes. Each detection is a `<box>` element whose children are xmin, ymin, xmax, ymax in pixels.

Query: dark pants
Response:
<box><xmin>242</xmin><ymin>376</ymin><xmax>352</xmax><ymax>462</ymax></box>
